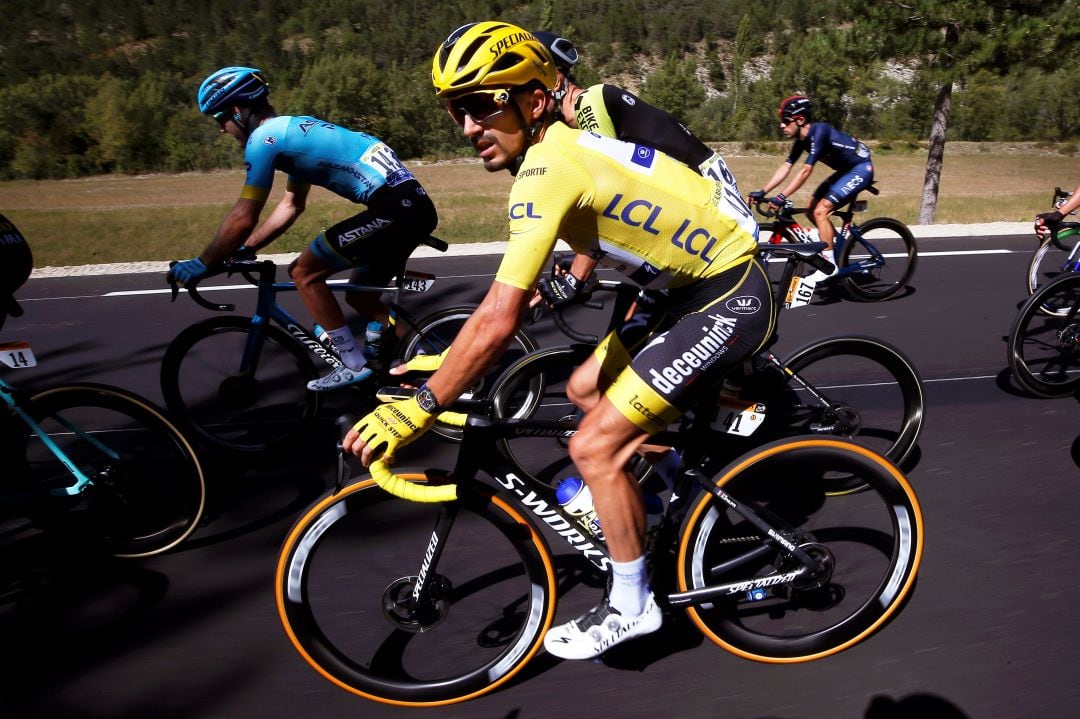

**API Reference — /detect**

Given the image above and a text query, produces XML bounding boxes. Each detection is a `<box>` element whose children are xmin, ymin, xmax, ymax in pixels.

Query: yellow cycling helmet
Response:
<box><xmin>432</xmin><ymin>21</ymin><xmax>557</xmax><ymax>98</ymax></box>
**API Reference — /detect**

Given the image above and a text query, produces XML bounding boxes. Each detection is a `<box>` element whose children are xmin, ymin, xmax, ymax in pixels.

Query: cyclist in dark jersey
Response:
<box><xmin>748</xmin><ymin>95</ymin><xmax>874</xmax><ymax>282</ymax></box>
<box><xmin>0</xmin><ymin>213</ymin><xmax>32</xmax><ymax>334</ymax></box>
<box><xmin>170</xmin><ymin>67</ymin><xmax>438</xmax><ymax>391</ymax></box>
<box><xmin>1035</xmin><ymin>180</ymin><xmax>1080</xmax><ymax>238</ymax></box>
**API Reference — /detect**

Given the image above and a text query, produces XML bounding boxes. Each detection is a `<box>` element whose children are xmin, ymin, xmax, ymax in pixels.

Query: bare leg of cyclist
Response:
<box><xmin>291</xmin><ymin>251</ymin><xmax>374</xmax><ymax>391</ymax></box>
<box><xmin>568</xmin><ymin>354</ymin><xmax>681</xmax><ymax>486</ymax></box>
<box><xmin>543</xmin><ymin>398</ymin><xmax>663</xmax><ymax>660</ymax></box>
<box><xmin>807</xmin><ymin>198</ymin><xmax>838</xmax><ymax>283</ymax></box>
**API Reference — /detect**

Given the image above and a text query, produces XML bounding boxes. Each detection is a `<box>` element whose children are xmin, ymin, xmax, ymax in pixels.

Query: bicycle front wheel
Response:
<box><xmin>839</xmin><ymin>217</ymin><xmax>917</xmax><ymax>301</ymax></box>
<box><xmin>1008</xmin><ymin>272</ymin><xmax>1080</xmax><ymax>397</ymax></box>
<box><xmin>677</xmin><ymin>437</ymin><xmax>923</xmax><ymax>662</ymax></box>
<box><xmin>276</xmin><ymin>473</ymin><xmax>557</xmax><ymax>707</ymax></box>
<box><xmin>754</xmin><ymin>335</ymin><xmax>924</xmax><ymax>490</ymax></box>
<box><xmin>160</xmin><ymin>316</ymin><xmax>319</xmax><ymax>453</ymax></box>
<box><xmin>25</xmin><ymin>383</ymin><xmax>206</xmax><ymax>558</ymax></box>
<box><xmin>1026</xmin><ymin>231</ymin><xmax>1080</xmax><ymax>316</ymax></box>
<box><xmin>399</xmin><ymin>305</ymin><xmax>537</xmax><ymax>441</ymax></box>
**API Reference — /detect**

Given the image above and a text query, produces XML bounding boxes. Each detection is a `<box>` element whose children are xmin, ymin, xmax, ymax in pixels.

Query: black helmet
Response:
<box><xmin>532</xmin><ymin>30</ymin><xmax>580</xmax><ymax>74</ymax></box>
<box><xmin>778</xmin><ymin>95</ymin><xmax>813</xmax><ymax>121</ymax></box>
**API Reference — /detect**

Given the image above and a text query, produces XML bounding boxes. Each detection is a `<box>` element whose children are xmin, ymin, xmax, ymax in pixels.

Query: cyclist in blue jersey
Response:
<box><xmin>747</xmin><ymin>95</ymin><xmax>873</xmax><ymax>282</ymax></box>
<box><xmin>169</xmin><ymin>67</ymin><xmax>438</xmax><ymax>391</ymax></box>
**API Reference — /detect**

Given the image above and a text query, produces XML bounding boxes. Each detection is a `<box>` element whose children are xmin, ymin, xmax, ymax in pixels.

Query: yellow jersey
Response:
<box><xmin>495</xmin><ymin>122</ymin><xmax>758</xmax><ymax>291</ymax></box>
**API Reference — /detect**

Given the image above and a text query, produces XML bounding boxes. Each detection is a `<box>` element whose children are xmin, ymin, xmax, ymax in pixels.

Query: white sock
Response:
<box><xmin>326</xmin><ymin>326</ymin><xmax>368</xmax><ymax>371</ymax></box>
<box><xmin>608</xmin><ymin>556</ymin><xmax>649</xmax><ymax>616</ymax></box>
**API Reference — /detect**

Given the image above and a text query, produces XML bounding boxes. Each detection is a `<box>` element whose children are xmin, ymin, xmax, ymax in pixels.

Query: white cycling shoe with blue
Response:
<box><xmin>306</xmin><ymin>365</ymin><xmax>373</xmax><ymax>392</ymax></box>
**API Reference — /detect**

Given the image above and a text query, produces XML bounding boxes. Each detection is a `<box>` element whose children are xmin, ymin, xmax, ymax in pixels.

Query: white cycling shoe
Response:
<box><xmin>306</xmin><ymin>366</ymin><xmax>373</xmax><ymax>392</ymax></box>
<box><xmin>543</xmin><ymin>593</ymin><xmax>663</xmax><ymax>660</ymax></box>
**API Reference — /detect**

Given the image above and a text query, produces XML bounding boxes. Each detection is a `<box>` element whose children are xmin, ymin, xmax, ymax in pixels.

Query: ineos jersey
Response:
<box><xmin>785</xmin><ymin>122</ymin><xmax>871</xmax><ymax>172</ymax></box>
<box><xmin>240</xmin><ymin>115</ymin><xmax>415</xmax><ymax>204</ymax></box>
<box><xmin>495</xmin><ymin>123</ymin><xmax>758</xmax><ymax>292</ymax></box>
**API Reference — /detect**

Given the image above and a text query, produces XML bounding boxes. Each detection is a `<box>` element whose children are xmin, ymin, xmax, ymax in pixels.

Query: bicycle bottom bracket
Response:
<box><xmin>810</xmin><ymin>403</ymin><xmax>861</xmax><ymax>437</ymax></box>
<box><xmin>1057</xmin><ymin>323</ymin><xmax>1080</xmax><ymax>353</ymax></box>
<box><xmin>382</xmin><ymin>575</ymin><xmax>453</xmax><ymax>632</ymax></box>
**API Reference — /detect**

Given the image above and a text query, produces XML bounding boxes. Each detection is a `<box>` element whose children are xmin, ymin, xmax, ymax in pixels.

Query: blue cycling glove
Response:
<box><xmin>767</xmin><ymin>193</ymin><xmax>787</xmax><ymax>209</ymax></box>
<box><xmin>748</xmin><ymin>189</ymin><xmax>766</xmax><ymax>203</ymax></box>
<box><xmin>169</xmin><ymin>257</ymin><xmax>208</xmax><ymax>285</ymax></box>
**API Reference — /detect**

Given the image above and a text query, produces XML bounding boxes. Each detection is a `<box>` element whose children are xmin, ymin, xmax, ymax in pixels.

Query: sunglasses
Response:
<box><xmin>446</xmin><ymin>88</ymin><xmax>514</xmax><ymax>126</ymax></box>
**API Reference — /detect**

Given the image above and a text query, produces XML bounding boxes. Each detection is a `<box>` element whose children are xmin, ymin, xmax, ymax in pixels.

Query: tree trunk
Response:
<box><xmin>919</xmin><ymin>81</ymin><xmax>952</xmax><ymax>225</ymax></box>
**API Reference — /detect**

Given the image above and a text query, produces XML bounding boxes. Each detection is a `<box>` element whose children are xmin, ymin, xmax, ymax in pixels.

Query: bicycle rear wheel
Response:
<box><xmin>276</xmin><ymin>473</ymin><xmax>557</xmax><ymax>706</ymax></box>
<box><xmin>839</xmin><ymin>218</ymin><xmax>917</xmax><ymax>301</ymax></box>
<box><xmin>1008</xmin><ymin>272</ymin><xmax>1080</xmax><ymax>397</ymax></box>
<box><xmin>399</xmin><ymin>304</ymin><xmax>537</xmax><ymax>441</ymax></box>
<box><xmin>25</xmin><ymin>383</ymin><xmax>206</xmax><ymax>557</ymax></box>
<box><xmin>161</xmin><ymin>316</ymin><xmax>319</xmax><ymax>453</ymax></box>
<box><xmin>752</xmin><ymin>335</ymin><xmax>924</xmax><ymax>491</ymax></box>
<box><xmin>676</xmin><ymin>437</ymin><xmax>922</xmax><ymax>662</ymax></box>
<box><xmin>1026</xmin><ymin>231</ymin><xmax>1080</xmax><ymax>316</ymax></box>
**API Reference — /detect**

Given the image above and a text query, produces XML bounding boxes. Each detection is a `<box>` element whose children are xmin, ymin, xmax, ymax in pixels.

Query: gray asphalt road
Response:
<box><xmin>3</xmin><ymin>233</ymin><xmax>1079</xmax><ymax>719</ymax></box>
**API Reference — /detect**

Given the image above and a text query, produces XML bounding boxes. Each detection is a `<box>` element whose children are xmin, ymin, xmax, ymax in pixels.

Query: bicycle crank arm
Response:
<box><xmin>666</xmin><ymin>567</ymin><xmax>810</xmax><ymax>607</ymax></box>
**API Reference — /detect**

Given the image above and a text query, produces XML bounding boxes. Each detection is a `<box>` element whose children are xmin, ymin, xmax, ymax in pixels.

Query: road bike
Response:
<box><xmin>275</xmin><ymin>387</ymin><xmax>924</xmax><ymax>706</ymax></box>
<box><xmin>753</xmin><ymin>184</ymin><xmax>918</xmax><ymax>302</ymax></box>
<box><xmin>161</xmin><ymin>238</ymin><xmax>537</xmax><ymax>453</ymax></box>
<box><xmin>1007</xmin><ymin>270</ymin><xmax>1080</xmax><ymax>397</ymax></box>
<box><xmin>489</xmin><ymin>245</ymin><xmax>925</xmax><ymax>493</ymax></box>
<box><xmin>1026</xmin><ymin>186</ymin><xmax>1080</xmax><ymax>316</ymax></box>
<box><xmin>2</xmin><ymin>301</ymin><xmax>206</xmax><ymax>558</ymax></box>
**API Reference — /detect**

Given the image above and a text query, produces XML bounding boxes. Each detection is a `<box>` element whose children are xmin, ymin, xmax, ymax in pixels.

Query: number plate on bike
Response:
<box><xmin>785</xmin><ymin>276</ymin><xmax>817</xmax><ymax>309</ymax></box>
<box><xmin>402</xmin><ymin>271</ymin><xmax>435</xmax><ymax>293</ymax></box>
<box><xmin>713</xmin><ymin>399</ymin><xmax>766</xmax><ymax>436</ymax></box>
<box><xmin>0</xmin><ymin>341</ymin><xmax>36</xmax><ymax>368</ymax></box>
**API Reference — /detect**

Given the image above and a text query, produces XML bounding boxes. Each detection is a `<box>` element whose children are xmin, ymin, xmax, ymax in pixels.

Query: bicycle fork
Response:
<box><xmin>384</xmin><ymin>503</ymin><xmax>459</xmax><ymax>632</ymax></box>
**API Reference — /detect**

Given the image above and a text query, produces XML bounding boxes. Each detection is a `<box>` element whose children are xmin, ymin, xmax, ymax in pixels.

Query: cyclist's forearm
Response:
<box><xmin>425</xmin><ymin>282</ymin><xmax>528</xmax><ymax>406</ymax></box>
<box><xmin>779</xmin><ymin>164</ymin><xmax>813</xmax><ymax>198</ymax></box>
<box><xmin>245</xmin><ymin>192</ymin><xmax>306</xmax><ymax>250</ymax></box>
<box><xmin>760</xmin><ymin>162</ymin><xmax>794</xmax><ymax>194</ymax></box>
<box><xmin>203</xmin><ymin>199</ymin><xmax>261</xmax><ymax>264</ymax></box>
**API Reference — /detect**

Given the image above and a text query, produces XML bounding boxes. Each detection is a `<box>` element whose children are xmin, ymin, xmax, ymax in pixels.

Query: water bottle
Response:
<box><xmin>555</xmin><ymin>476</ymin><xmax>604</xmax><ymax>541</ymax></box>
<box><xmin>363</xmin><ymin>320</ymin><xmax>385</xmax><ymax>361</ymax></box>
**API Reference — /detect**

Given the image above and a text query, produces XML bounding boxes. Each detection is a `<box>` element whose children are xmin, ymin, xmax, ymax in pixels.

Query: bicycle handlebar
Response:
<box><xmin>337</xmin><ymin>411</ymin><xmax>461</xmax><ymax>503</ymax></box>
<box><xmin>168</xmin><ymin>257</ymin><xmax>276</xmax><ymax>312</ymax></box>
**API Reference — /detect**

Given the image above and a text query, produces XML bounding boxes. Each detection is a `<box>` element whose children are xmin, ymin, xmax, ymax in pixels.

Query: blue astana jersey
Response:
<box><xmin>240</xmin><ymin>115</ymin><xmax>415</xmax><ymax>204</ymax></box>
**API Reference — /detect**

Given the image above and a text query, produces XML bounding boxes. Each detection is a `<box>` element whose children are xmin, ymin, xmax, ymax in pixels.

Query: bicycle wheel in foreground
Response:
<box><xmin>161</xmin><ymin>316</ymin><xmax>319</xmax><ymax>453</ymax></box>
<box><xmin>276</xmin><ymin>473</ymin><xmax>557</xmax><ymax>706</ymax></box>
<box><xmin>25</xmin><ymin>383</ymin><xmax>206</xmax><ymax>558</ymax></box>
<box><xmin>839</xmin><ymin>217</ymin><xmax>917</xmax><ymax>301</ymax></box>
<box><xmin>677</xmin><ymin>437</ymin><xmax>922</xmax><ymax>661</ymax></box>
<box><xmin>1008</xmin><ymin>272</ymin><xmax>1080</xmax><ymax>397</ymax></box>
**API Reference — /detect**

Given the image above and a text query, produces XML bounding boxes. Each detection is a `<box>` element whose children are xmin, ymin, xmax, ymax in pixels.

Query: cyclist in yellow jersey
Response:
<box><xmin>344</xmin><ymin>20</ymin><xmax>774</xmax><ymax>661</ymax></box>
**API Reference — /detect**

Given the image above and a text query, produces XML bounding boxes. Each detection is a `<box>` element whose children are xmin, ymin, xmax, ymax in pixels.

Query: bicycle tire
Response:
<box><xmin>398</xmin><ymin>304</ymin><xmax>538</xmax><ymax>441</ymax></box>
<box><xmin>24</xmin><ymin>383</ymin><xmax>206</xmax><ymax>558</ymax></box>
<box><xmin>839</xmin><ymin>217</ymin><xmax>917</xmax><ymax>301</ymax></box>
<box><xmin>275</xmin><ymin>472</ymin><xmax>557</xmax><ymax>706</ymax></box>
<box><xmin>757</xmin><ymin>335</ymin><xmax>924</xmax><ymax>490</ymax></box>
<box><xmin>1026</xmin><ymin>232</ymin><xmax>1080</xmax><ymax>316</ymax></box>
<box><xmin>488</xmin><ymin>345</ymin><xmax>591</xmax><ymax>484</ymax></box>
<box><xmin>1007</xmin><ymin>272</ymin><xmax>1080</xmax><ymax>397</ymax></box>
<box><xmin>676</xmin><ymin>437</ymin><xmax>923</xmax><ymax>662</ymax></box>
<box><xmin>160</xmin><ymin>316</ymin><xmax>319</xmax><ymax>453</ymax></box>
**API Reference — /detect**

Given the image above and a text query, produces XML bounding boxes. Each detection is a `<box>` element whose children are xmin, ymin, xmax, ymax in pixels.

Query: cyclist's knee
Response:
<box><xmin>812</xmin><ymin>201</ymin><xmax>834</xmax><ymax>222</ymax></box>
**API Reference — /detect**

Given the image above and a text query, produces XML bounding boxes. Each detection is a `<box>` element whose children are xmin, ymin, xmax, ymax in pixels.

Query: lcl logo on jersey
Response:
<box><xmin>725</xmin><ymin>296</ymin><xmax>761</xmax><ymax>315</ymax></box>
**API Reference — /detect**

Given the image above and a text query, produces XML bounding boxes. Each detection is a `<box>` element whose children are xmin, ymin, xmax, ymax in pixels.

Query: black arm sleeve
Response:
<box><xmin>596</xmin><ymin>84</ymin><xmax>713</xmax><ymax>168</ymax></box>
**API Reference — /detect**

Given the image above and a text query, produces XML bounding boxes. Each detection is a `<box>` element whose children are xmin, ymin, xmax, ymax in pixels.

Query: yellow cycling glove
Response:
<box><xmin>352</xmin><ymin>395</ymin><xmax>436</xmax><ymax>462</ymax></box>
<box><xmin>402</xmin><ymin>347</ymin><xmax>449</xmax><ymax>373</ymax></box>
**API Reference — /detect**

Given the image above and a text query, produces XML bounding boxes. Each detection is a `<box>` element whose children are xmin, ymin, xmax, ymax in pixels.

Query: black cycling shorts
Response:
<box><xmin>310</xmin><ymin>179</ymin><xmax>438</xmax><ymax>283</ymax></box>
